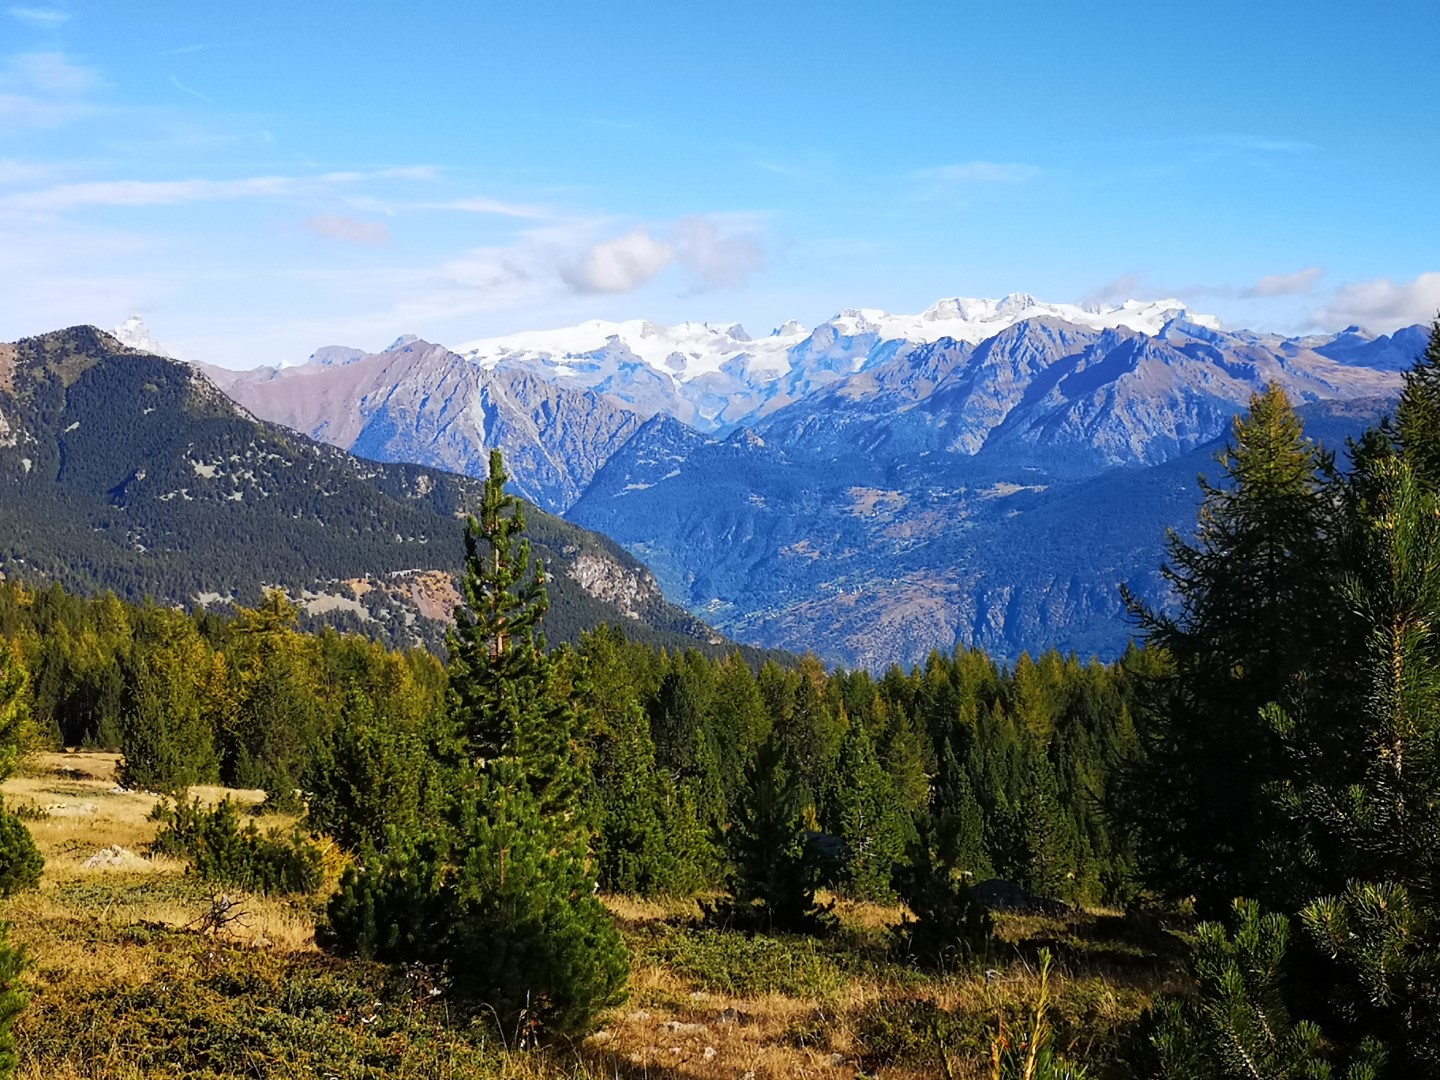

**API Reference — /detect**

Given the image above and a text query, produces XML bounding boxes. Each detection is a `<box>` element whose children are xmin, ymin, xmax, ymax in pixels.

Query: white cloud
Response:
<box><xmin>0</xmin><ymin>51</ymin><xmax>99</xmax><ymax>129</ymax></box>
<box><xmin>7</xmin><ymin>7</ymin><xmax>69</xmax><ymax>28</ymax></box>
<box><xmin>302</xmin><ymin>214</ymin><xmax>391</xmax><ymax>246</ymax></box>
<box><xmin>561</xmin><ymin>226</ymin><xmax>674</xmax><ymax>294</ymax></box>
<box><xmin>914</xmin><ymin>161</ymin><xmax>1042</xmax><ymax>184</ymax></box>
<box><xmin>3</xmin><ymin>51</ymin><xmax>94</xmax><ymax>94</ymax></box>
<box><xmin>0</xmin><ymin>159</ymin><xmax>51</xmax><ymax>185</ymax></box>
<box><xmin>672</xmin><ymin>215</ymin><xmax>765</xmax><ymax>291</ymax></box>
<box><xmin>1313</xmin><ymin>272</ymin><xmax>1440</xmax><ymax>332</ymax></box>
<box><xmin>1242</xmin><ymin>266</ymin><xmax>1323</xmax><ymax>298</ymax></box>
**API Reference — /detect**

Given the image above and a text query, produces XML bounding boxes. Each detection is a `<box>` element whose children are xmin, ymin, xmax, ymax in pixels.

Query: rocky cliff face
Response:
<box><xmin>754</xmin><ymin>317</ymin><xmax>1401</xmax><ymax>474</ymax></box>
<box><xmin>204</xmin><ymin>339</ymin><xmax>644</xmax><ymax>513</ymax></box>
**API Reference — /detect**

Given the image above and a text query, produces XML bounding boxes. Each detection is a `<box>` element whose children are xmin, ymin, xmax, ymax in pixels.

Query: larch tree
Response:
<box><xmin>1120</xmin><ymin>384</ymin><xmax>1339</xmax><ymax>914</ymax></box>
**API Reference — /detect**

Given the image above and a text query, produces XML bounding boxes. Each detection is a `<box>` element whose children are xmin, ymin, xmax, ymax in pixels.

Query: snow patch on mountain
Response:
<box><xmin>112</xmin><ymin>315</ymin><xmax>176</xmax><ymax>359</ymax></box>
<box><xmin>446</xmin><ymin>294</ymin><xmax>1220</xmax><ymax>431</ymax></box>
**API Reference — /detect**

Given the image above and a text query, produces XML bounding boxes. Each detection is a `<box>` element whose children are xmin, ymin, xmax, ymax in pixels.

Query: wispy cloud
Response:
<box><xmin>419</xmin><ymin>195</ymin><xmax>550</xmax><ymax>219</ymax></box>
<box><xmin>168</xmin><ymin>74</ymin><xmax>212</xmax><ymax>103</ymax></box>
<box><xmin>0</xmin><ymin>170</ymin><xmax>389</xmax><ymax>213</ymax></box>
<box><xmin>1083</xmin><ymin>272</ymin><xmax>1147</xmax><ymax>306</ymax></box>
<box><xmin>1313</xmin><ymin>272</ymin><xmax>1440</xmax><ymax>332</ymax></box>
<box><xmin>7</xmin><ymin>6</ymin><xmax>69</xmax><ymax>28</ymax></box>
<box><xmin>303</xmin><ymin>213</ymin><xmax>391</xmax><ymax>245</ymax></box>
<box><xmin>672</xmin><ymin>215</ymin><xmax>765</xmax><ymax>292</ymax></box>
<box><xmin>913</xmin><ymin>161</ymin><xmax>1042</xmax><ymax>184</ymax></box>
<box><xmin>1088</xmin><ymin>266</ymin><xmax>1327</xmax><ymax>306</ymax></box>
<box><xmin>1242</xmin><ymin>266</ymin><xmax>1324</xmax><ymax>298</ymax></box>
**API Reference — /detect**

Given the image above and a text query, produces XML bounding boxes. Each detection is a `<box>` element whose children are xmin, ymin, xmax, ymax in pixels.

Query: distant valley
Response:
<box><xmin>146</xmin><ymin>296</ymin><xmax>1422</xmax><ymax>666</ymax></box>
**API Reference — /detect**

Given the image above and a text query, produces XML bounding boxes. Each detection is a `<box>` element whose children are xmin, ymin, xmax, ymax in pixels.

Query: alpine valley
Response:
<box><xmin>170</xmin><ymin>296</ymin><xmax>1419</xmax><ymax>666</ymax></box>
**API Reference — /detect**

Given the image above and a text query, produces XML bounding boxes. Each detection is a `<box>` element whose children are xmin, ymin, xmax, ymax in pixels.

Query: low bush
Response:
<box><xmin>150</xmin><ymin>799</ymin><xmax>323</xmax><ymax>896</ymax></box>
<box><xmin>0</xmin><ymin>810</ymin><xmax>42</xmax><ymax>898</ymax></box>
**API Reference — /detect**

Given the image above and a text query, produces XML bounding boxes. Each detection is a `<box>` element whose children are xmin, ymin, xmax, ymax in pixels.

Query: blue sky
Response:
<box><xmin>2</xmin><ymin>0</ymin><xmax>1437</xmax><ymax>367</ymax></box>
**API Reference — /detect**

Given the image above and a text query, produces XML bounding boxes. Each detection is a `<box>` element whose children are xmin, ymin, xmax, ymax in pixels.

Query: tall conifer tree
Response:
<box><xmin>1121</xmin><ymin>385</ymin><xmax>1337</xmax><ymax>913</ymax></box>
<box><xmin>327</xmin><ymin>449</ymin><xmax>626</xmax><ymax>1039</ymax></box>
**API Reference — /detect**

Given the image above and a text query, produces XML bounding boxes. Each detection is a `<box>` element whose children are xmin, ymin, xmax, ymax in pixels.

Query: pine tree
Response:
<box><xmin>326</xmin><ymin>449</ymin><xmax>626</xmax><ymax>1040</ymax></box>
<box><xmin>0</xmin><ymin>647</ymin><xmax>40</xmax><ymax>898</ymax></box>
<box><xmin>0</xmin><ymin>645</ymin><xmax>30</xmax><ymax>782</ymax></box>
<box><xmin>1140</xmin><ymin>901</ymin><xmax>1387</xmax><ymax>1080</ymax></box>
<box><xmin>650</xmin><ymin>664</ymin><xmax>726</xmax><ymax>849</ymax></box>
<box><xmin>224</xmin><ymin>592</ymin><xmax>322</xmax><ymax>812</ymax></box>
<box><xmin>1394</xmin><ymin>317</ymin><xmax>1440</xmax><ymax>488</ymax></box>
<box><xmin>1121</xmin><ymin>384</ymin><xmax>1338</xmax><ymax>914</ymax></box>
<box><xmin>0</xmin><ymin>923</ymin><xmax>27</xmax><ymax>1080</ymax></box>
<box><xmin>306</xmin><ymin>686</ymin><xmax>441</xmax><ymax>854</ymax></box>
<box><xmin>729</xmin><ymin>735</ymin><xmax>829</xmax><ymax>933</ymax></box>
<box><xmin>118</xmin><ymin>613</ymin><xmax>221</xmax><ymax>795</ymax></box>
<box><xmin>444</xmin><ymin>763</ymin><xmax>629</xmax><ymax>1041</ymax></box>
<box><xmin>834</xmin><ymin>720</ymin><xmax>908</xmax><ymax>901</ymax></box>
<box><xmin>1001</xmin><ymin>740</ymin><xmax>1078</xmax><ymax>902</ymax></box>
<box><xmin>446</xmin><ymin>449</ymin><xmax>585</xmax><ymax>832</ymax></box>
<box><xmin>591</xmin><ymin>700</ymin><xmax>674</xmax><ymax>895</ymax></box>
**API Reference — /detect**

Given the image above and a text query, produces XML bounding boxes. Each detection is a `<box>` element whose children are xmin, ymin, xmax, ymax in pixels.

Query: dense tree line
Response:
<box><xmin>0</xmin><ymin>576</ymin><xmax>1147</xmax><ymax>908</ymax></box>
<box><xmin>1116</xmin><ymin>320</ymin><xmax>1440</xmax><ymax>1077</ymax></box>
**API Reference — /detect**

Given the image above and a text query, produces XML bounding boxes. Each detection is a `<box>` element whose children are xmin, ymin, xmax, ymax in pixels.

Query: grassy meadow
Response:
<box><xmin>0</xmin><ymin>752</ymin><xmax>1187</xmax><ymax>1080</ymax></box>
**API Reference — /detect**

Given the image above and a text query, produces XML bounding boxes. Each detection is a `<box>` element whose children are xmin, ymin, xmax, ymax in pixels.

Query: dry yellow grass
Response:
<box><xmin>3</xmin><ymin>752</ymin><xmax>315</xmax><ymax>954</ymax></box>
<box><xmin>0</xmin><ymin>752</ymin><xmax>1172</xmax><ymax>1079</ymax></box>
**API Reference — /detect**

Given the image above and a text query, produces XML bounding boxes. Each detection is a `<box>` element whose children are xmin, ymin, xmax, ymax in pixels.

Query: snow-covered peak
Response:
<box><xmin>453</xmin><ymin>317</ymin><xmax>810</xmax><ymax>383</ymax></box>
<box><xmin>112</xmin><ymin>315</ymin><xmax>176</xmax><ymax>359</ymax></box>
<box><xmin>448</xmin><ymin>295</ymin><xmax>1221</xmax><ymax>388</ymax></box>
<box><xmin>821</xmin><ymin>295</ymin><xmax>1220</xmax><ymax>349</ymax></box>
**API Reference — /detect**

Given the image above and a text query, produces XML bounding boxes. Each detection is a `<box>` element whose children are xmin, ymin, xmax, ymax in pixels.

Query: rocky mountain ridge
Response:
<box><xmin>182</xmin><ymin>298</ymin><xmax>1426</xmax><ymax>664</ymax></box>
<box><xmin>0</xmin><ymin>326</ymin><xmax>736</xmax><ymax>655</ymax></box>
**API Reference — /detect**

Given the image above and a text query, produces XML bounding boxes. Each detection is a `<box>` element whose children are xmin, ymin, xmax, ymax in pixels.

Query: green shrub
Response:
<box><xmin>0</xmin><ymin>811</ymin><xmax>42</xmax><ymax>898</ymax></box>
<box><xmin>150</xmin><ymin>799</ymin><xmax>322</xmax><ymax>896</ymax></box>
<box><xmin>0</xmin><ymin>922</ymin><xmax>28</xmax><ymax>1079</ymax></box>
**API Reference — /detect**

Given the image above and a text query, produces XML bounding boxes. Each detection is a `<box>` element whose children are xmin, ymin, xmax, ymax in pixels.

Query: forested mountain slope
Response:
<box><xmin>0</xmin><ymin>327</ymin><xmax>734</xmax><ymax>654</ymax></box>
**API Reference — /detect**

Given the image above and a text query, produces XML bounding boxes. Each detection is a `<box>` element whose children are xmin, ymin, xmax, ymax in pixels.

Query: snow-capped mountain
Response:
<box><xmin>450</xmin><ymin>294</ymin><xmax>1219</xmax><ymax>431</ymax></box>
<box><xmin>200</xmin><ymin>294</ymin><xmax>1425</xmax><ymax>666</ymax></box>
<box><xmin>111</xmin><ymin>315</ymin><xmax>176</xmax><ymax>359</ymax></box>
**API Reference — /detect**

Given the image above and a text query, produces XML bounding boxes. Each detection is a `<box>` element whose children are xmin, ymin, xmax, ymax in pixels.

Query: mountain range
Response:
<box><xmin>192</xmin><ymin>294</ymin><xmax>1424</xmax><ymax>666</ymax></box>
<box><xmin>0</xmin><ymin>326</ymin><xmax>745</xmax><ymax>657</ymax></box>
